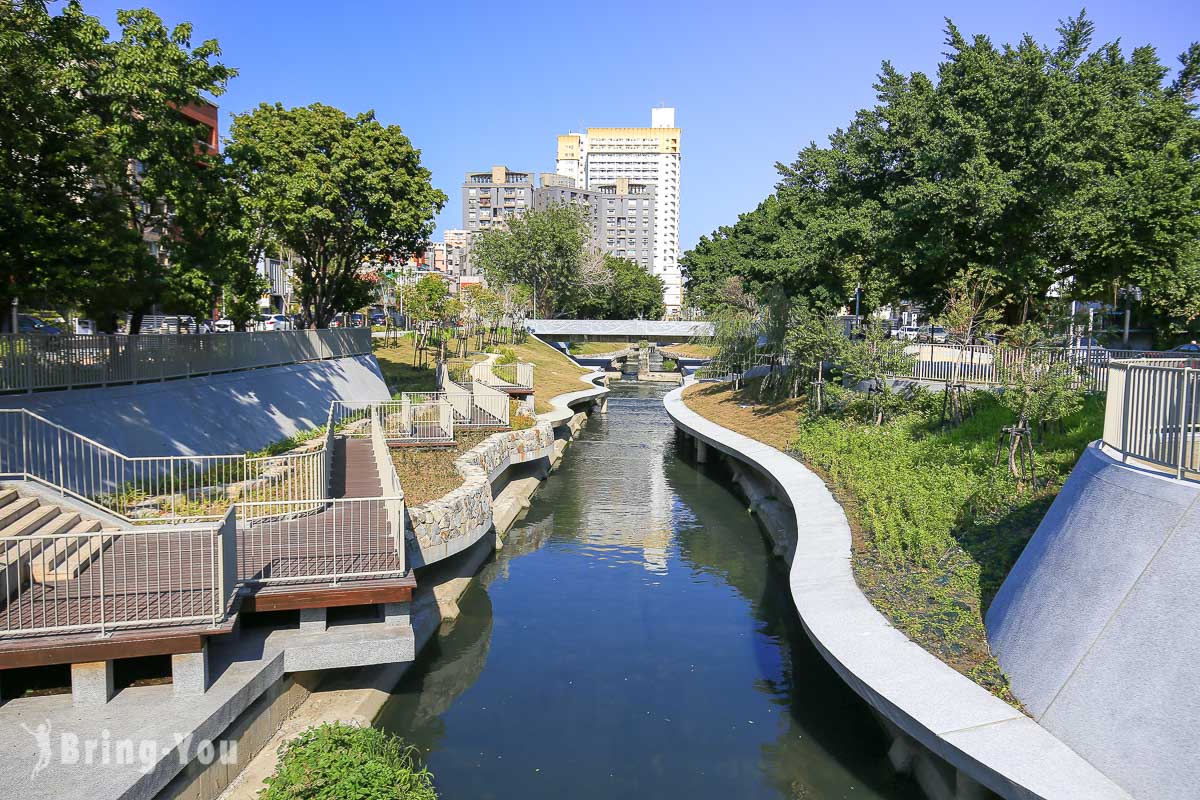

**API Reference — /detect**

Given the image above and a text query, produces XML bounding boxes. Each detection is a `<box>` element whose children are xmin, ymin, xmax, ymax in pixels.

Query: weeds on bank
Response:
<box><xmin>789</xmin><ymin>388</ymin><xmax>1103</xmax><ymax>701</ymax></box>
<box><xmin>683</xmin><ymin>380</ymin><xmax>1103</xmax><ymax>704</ymax></box>
<box><xmin>261</xmin><ymin>722</ymin><xmax>437</xmax><ymax>800</ymax></box>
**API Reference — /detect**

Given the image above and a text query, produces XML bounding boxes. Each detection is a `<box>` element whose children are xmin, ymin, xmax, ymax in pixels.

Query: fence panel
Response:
<box><xmin>1101</xmin><ymin>360</ymin><xmax>1200</xmax><ymax>481</ymax></box>
<box><xmin>0</xmin><ymin>521</ymin><xmax>228</xmax><ymax>637</ymax></box>
<box><xmin>472</xmin><ymin>381</ymin><xmax>510</xmax><ymax>427</ymax></box>
<box><xmin>235</xmin><ymin>498</ymin><xmax>405</xmax><ymax>585</ymax></box>
<box><xmin>0</xmin><ymin>329</ymin><xmax>371</xmax><ymax>394</ymax></box>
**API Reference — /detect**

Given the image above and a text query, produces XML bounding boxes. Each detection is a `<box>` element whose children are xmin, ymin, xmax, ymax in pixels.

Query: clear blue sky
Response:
<box><xmin>78</xmin><ymin>0</ymin><xmax>1199</xmax><ymax>252</ymax></box>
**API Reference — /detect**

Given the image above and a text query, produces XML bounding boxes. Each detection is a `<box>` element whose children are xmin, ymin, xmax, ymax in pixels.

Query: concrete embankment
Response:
<box><xmin>0</xmin><ymin>355</ymin><xmax>390</xmax><ymax>455</ymax></box>
<box><xmin>663</xmin><ymin>386</ymin><xmax>1130</xmax><ymax>800</ymax></box>
<box><xmin>211</xmin><ymin>371</ymin><xmax>609</xmax><ymax>800</ymax></box>
<box><xmin>987</xmin><ymin>443</ymin><xmax>1200</xmax><ymax>800</ymax></box>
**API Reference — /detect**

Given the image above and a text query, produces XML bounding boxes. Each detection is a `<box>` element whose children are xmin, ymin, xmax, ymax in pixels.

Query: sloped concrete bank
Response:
<box><xmin>987</xmin><ymin>443</ymin><xmax>1200</xmax><ymax>800</ymax></box>
<box><xmin>0</xmin><ymin>355</ymin><xmax>391</xmax><ymax>456</ymax></box>
<box><xmin>211</xmin><ymin>371</ymin><xmax>609</xmax><ymax>800</ymax></box>
<box><xmin>663</xmin><ymin>386</ymin><xmax>1130</xmax><ymax>800</ymax></box>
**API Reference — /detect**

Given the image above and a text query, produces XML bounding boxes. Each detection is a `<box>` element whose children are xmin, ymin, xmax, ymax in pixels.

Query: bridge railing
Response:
<box><xmin>0</xmin><ymin>329</ymin><xmax>371</xmax><ymax>394</ymax></box>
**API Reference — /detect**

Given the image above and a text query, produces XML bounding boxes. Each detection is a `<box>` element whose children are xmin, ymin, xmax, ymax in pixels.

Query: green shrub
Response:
<box><xmin>792</xmin><ymin>390</ymin><xmax>1103</xmax><ymax>580</ymax></box>
<box><xmin>495</xmin><ymin>346</ymin><xmax>517</xmax><ymax>365</ymax></box>
<box><xmin>261</xmin><ymin>722</ymin><xmax>437</xmax><ymax>800</ymax></box>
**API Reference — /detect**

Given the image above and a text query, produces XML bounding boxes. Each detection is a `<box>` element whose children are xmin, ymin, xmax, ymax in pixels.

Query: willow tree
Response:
<box><xmin>225</xmin><ymin>103</ymin><xmax>445</xmax><ymax>328</ymax></box>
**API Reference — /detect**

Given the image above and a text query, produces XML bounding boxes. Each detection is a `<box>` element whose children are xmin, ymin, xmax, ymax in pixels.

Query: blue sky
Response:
<box><xmin>79</xmin><ymin>0</ymin><xmax>1198</xmax><ymax>252</ymax></box>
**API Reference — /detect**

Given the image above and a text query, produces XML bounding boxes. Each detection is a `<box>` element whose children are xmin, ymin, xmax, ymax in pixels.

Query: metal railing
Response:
<box><xmin>0</xmin><ymin>508</ymin><xmax>237</xmax><ymax>637</ymax></box>
<box><xmin>0</xmin><ymin>409</ymin><xmax>330</xmax><ymax>523</ymax></box>
<box><xmin>436</xmin><ymin>369</ymin><xmax>512</xmax><ymax>428</ymax></box>
<box><xmin>0</xmin><ymin>329</ymin><xmax>371</xmax><ymax>394</ymax></box>
<box><xmin>381</xmin><ymin>397</ymin><xmax>454</xmax><ymax>443</ymax></box>
<box><xmin>1103</xmin><ymin>359</ymin><xmax>1200</xmax><ymax>481</ymax></box>
<box><xmin>471</xmin><ymin>381</ymin><xmax>511</xmax><ymax>425</ymax></box>
<box><xmin>482</xmin><ymin>361</ymin><xmax>535</xmax><ymax>389</ymax></box>
<box><xmin>445</xmin><ymin>360</ymin><xmax>534</xmax><ymax>391</ymax></box>
<box><xmin>235</xmin><ymin>497</ymin><xmax>404</xmax><ymax>585</ymax></box>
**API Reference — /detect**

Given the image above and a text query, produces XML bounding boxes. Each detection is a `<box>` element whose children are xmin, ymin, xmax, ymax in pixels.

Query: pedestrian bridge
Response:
<box><xmin>526</xmin><ymin>319</ymin><xmax>714</xmax><ymax>342</ymax></box>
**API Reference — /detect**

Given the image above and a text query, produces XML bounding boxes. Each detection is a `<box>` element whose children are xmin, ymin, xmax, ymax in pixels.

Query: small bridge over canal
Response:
<box><xmin>526</xmin><ymin>319</ymin><xmax>714</xmax><ymax>343</ymax></box>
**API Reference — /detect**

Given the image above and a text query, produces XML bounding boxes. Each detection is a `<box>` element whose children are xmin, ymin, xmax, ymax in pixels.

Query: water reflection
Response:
<box><xmin>378</xmin><ymin>381</ymin><xmax>919</xmax><ymax>800</ymax></box>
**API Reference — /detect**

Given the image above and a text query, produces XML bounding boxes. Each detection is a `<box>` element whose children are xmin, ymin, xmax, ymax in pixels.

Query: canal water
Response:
<box><xmin>378</xmin><ymin>381</ymin><xmax>920</xmax><ymax>799</ymax></box>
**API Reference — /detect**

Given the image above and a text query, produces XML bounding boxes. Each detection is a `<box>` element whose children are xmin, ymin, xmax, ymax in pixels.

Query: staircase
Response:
<box><xmin>0</xmin><ymin>486</ymin><xmax>117</xmax><ymax>588</ymax></box>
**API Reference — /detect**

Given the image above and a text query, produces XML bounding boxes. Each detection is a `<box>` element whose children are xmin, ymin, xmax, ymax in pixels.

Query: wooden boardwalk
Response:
<box><xmin>1</xmin><ymin>435</ymin><xmax>407</xmax><ymax>650</ymax></box>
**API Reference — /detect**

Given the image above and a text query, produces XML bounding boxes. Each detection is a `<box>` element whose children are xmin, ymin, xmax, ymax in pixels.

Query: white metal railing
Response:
<box><xmin>0</xmin><ymin>409</ymin><xmax>329</xmax><ymax>522</ymax></box>
<box><xmin>471</xmin><ymin>381</ymin><xmax>511</xmax><ymax>426</ymax></box>
<box><xmin>235</xmin><ymin>498</ymin><xmax>405</xmax><ymax>584</ymax></box>
<box><xmin>0</xmin><ymin>329</ymin><xmax>371</xmax><ymax>394</ymax></box>
<box><xmin>480</xmin><ymin>361</ymin><xmax>534</xmax><ymax>390</ymax></box>
<box><xmin>436</xmin><ymin>370</ymin><xmax>512</xmax><ymax>428</ymax></box>
<box><xmin>383</xmin><ymin>398</ymin><xmax>454</xmax><ymax>442</ymax></box>
<box><xmin>0</xmin><ymin>508</ymin><xmax>237</xmax><ymax>637</ymax></box>
<box><xmin>894</xmin><ymin>344</ymin><xmax>1175</xmax><ymax>393</ymax></box>
<box><xmin>1103</xmin><ymin>359</ymin><xmax>1200</xmax><ymax>481</ymax></box>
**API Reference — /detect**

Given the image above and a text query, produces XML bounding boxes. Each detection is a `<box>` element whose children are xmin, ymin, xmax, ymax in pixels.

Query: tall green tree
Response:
<box><xmin>225</xmin><ymin>103</ymin><xmax>445</xmax><ymax>328</ymax></box>
<box><xmin>471</xmin><ymin>204</ymin><xmax>590</xmax><ymax>317</ymax></box>
<box><xmin>684</xmin><ymin>13</ymin><xmax>1200</xmax><ymax>341</ymax></box>
<box><xmin>0</xmin><ymin>1</ymin><xmax>236</xmax><ymax>331</ymax></box>
<box><xmin>565</xmin><ymin>255</ymin><xmax>665</xmax><ymax>319</ymax></box>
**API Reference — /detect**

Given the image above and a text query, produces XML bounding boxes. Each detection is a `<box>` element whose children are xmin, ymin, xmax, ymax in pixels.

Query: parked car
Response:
<box><xmin>17</xmin><ymin>314</ymin><xmax>62</xmax><ymax>335</ymax></box>
<box><xmin>256</xmin><ymin>314</ymin><xmax>292</xmax><ymax>332</ymax></box>
<box><xmin>214</xmin><ymin>319</ymin><xmax>235</xmax><ymax>332</ymax></box>
<box><xmin>369</xmin><ymin>311</ymin><xmax>387</xmax><ymax>327</ymax></box>
<box><xmin>1168</xmin><ymin>341</ymin><xmax>1200</xmax><ymax>354</ymax></box>
<box><xmin>1051</xmin><ymin>336</ymin><xmax>1111</xmax><ymax>364</ymax></box>
<box><xmin>893</xmin><ymin>325</ymin><xmax>922</xmax><ymax>341</ymax></box>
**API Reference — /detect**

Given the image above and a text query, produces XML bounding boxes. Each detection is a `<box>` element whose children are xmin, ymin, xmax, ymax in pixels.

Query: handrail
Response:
<box><xmin>0</xmin><ymin>508</ymin><xmax>237</xmax><ymax>637</ymax></box>
<box><xmin>0</xmin><ymin>328</ymin><xmax>372</xmax><ymax>394</ymax></box>
<box><xmin>1102</xmin><ymin>358</ymin><xmax>1199</xmax><ymax>481</ymax></box>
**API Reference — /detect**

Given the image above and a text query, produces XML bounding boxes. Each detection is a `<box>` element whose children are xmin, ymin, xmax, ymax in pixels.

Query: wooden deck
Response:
<box><xmin>0</xmin><ymin>435</ymin><xmax>411</xmax><ymax>666</ymax></box>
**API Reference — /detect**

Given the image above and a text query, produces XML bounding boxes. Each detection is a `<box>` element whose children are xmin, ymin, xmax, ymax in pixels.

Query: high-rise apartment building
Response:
<box><xmin>555</xmin><ymin>107</ymin><xmax>681</xmax><ymax>312</ymax></box>
<box><xmin>462</xmin><ymin>166</ymin><xmax>534</xmax><ymax>233</ymax></box>
<box><xmin>535</xmin><ymin>175</ymin><xmax>656</xmax><ymax>271</ymax></box>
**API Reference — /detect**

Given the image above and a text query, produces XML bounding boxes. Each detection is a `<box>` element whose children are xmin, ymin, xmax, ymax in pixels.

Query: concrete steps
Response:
<box><xmin>0</xmin><ymin>487</ymin><xmax>116</xmax><ymax>590</ymax></box>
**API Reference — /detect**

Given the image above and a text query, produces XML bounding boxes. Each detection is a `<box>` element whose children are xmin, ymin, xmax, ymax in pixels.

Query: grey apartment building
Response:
<box><xmin>534</xmin><ymin>174</ymin><xmax>656</xmax><ymax>270</ymax></box>
<box><xmin>462</xmin><ymin>166</ymin><xmax>535</xmax><ymax>233</ymax></box>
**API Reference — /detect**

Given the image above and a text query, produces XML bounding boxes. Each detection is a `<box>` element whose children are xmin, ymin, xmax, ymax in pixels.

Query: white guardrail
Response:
<box><xmin>436</xmin><ymin>367</ymin><xmax>513</xmax><ymax>428</ymax></box>
<box><xmin>1103</xmin><ymin>359</ymin><xmax>1200</xmax><ymax>481</ymax></box>
<box><xmin>0</xmin><ymin>508</ymin><xmax>237</xmax><ymax>638</ymax></box>
<box><xmin>0</xmin><ymin>329</ymin><xmax>372</xmax><ymax>393</ymax></box>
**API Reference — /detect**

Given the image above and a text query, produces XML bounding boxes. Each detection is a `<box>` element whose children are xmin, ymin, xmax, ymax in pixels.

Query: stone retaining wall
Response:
<box><xmin>406</xmin><ymin>422</ymin><xmax>556</xmax><ymax>567</ymax></box>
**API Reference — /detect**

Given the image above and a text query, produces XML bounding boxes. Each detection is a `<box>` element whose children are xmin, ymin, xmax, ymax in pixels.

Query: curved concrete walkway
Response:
<box><xmin>663</xmin><ymin>386</ymin><xmax>1130</xmax><ymax>800</ymax></box>
<box><xmin>536</xmin><ymin>369</ymin><xmax>609</xmax><ymax>427</ymax></box>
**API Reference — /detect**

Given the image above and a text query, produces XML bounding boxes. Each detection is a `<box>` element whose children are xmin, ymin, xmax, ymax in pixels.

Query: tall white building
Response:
<box><xmin>555</xmin><ymin>107</ymin><xmax>682</xmax><ymax>313</ymax></box>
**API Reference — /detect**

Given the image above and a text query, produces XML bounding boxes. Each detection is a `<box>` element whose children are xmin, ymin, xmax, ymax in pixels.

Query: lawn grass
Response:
<box><xmin>372</xmin><ymin>335</ymin><xmax>439</xmax><ymax>394</ymax></box>
<box><xmin>506</xmin><ymin>337</ymin><xmax>594</xmax><ymax>414</ymax></box>
<box><xmin>567</xmin><ymin>340</ymin><xmax>637</xmax><ymax>355</ymax></box>
<box><xmin>682</xmin><ymin>379</ymin><xmax>1103</xmax><ymax>703</ymax></box>
<box><xmin>660</xmin><ymin>342</ymin><xmax>718</xmax><ymax>358</ymax></box>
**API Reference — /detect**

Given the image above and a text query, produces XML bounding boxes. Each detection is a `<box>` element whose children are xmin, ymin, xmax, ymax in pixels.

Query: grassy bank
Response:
<box><xmin>504</xmin><ymin>337</ymin><xmax>594</xmax><ymax>414</ymax></box>
<box><xmin>682</xmin><ymin>380</ymin><xmax>1103</xmax><ymax>702</ymax></box>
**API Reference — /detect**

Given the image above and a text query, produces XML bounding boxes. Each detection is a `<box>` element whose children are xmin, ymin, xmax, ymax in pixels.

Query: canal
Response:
<box><xmin>378</xmin><ymin>381</ymin><xmax>920</xmax><ymax>799</ymax></box>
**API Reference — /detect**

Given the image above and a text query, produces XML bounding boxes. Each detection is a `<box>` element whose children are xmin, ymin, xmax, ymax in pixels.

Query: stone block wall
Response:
<box><xmin>406</xmin><ymin>422</ymin><xmax>555</xmax><ymax>566</ymax></box>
